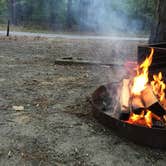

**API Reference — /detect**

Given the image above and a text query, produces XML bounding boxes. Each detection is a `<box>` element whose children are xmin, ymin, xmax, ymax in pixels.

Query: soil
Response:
<box><xmin>0</xmin><ymin>36</ymin><xmax>166</xmax><ymax>166</ymax></box>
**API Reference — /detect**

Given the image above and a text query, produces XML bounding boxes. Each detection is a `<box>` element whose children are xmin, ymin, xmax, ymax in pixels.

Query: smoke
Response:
<box><xmin>5</xmin><ymin>0</ymin><xmax>153</xmax><ymax>34</ymax></box>
<box><xmin>76</xmin><ymin>0</ymin><xmax>145</xmax><ymax>34</ymax></box>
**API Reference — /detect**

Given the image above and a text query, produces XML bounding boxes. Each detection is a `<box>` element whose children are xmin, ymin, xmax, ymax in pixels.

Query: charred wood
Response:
<box><xmin>148</xmin><ymin>102</ymin><xmax>166</xmax><ymax>117</ymax></box>
<box><xmin>119</xmin><ymin>112</ymin><xmax>130</xmax><ymax>121</ymax></box>
<box><xmin>152</xmin><ymin>119</ymin><xmax>165</xmax><ymax>128</ymax></box>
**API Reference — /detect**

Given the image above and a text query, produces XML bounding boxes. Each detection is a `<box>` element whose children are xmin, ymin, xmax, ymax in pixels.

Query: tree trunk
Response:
<box><xmin>10</xmin><ymin>0</ymin><xmax>16</xmax><ymax>25</ymax></box>
<box><xmin>149</xmin><ymin>0</ymin><xmax>166</xmax><ymax>43</ymax></box>
<box><xmin>142</xmin><ymin>0</ymin><xmax>148</xmax><ymax>30</ymax></box>
<box><xmin>78</xmin><ymin>0</ymin><xmax>90</xmax><ymax>31</ymax></box>
<box><xmin>49</xmin><ymin>1</ymin><xmax>58</xmax><ymax>30</ymax></box>
<box><xmin>66</xmin><ymin>0</ymin><xmax>73</xmax><ymax>29</ymax></box>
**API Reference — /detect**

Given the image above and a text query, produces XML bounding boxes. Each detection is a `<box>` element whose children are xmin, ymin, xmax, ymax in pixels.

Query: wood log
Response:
<box><xmin>152</xmin><ymin>120</ymin><xmax>165</xmax><ymax>128</ymax></box>
<box><xmin>119</xmin><ymin>79</ymin><xmax>166</xmax><ymax>119</ymax></box>
<box><xmin>132</xmin><ymin>108</ymin><xmax>144</xmax><ymax>115</ymax></box>
<box><xmin>141</xmin><ymin>85</ymin><xmax>166</xmax><ymax>117</ymax></box>
<box><xmin>119</xmin><ymin>112</ymin><xmax>130</xmax><ymax>121</ymax></box>
<box><xmin>141</xmin><ymin>85</ymin><xmax>158</xmax><ymax>108</ymax></box>
<box><xmin>148</xmin><ymin>103</ymin><xmax>166</xmax><ymax>117</ymax></box>
<box><xmin>119</xmin><ymin>79</ymin><xmax>130</xmax><ymax>111</ymax></box>
<box><xmin>54</xmin><ymin>59</ymin><xmax>124</xmax><ymax>68</ymax></box>
<box><xmin>131</xmin><ymin>96</ymin><xmax>145</xmax><ymax>110</ymax></box>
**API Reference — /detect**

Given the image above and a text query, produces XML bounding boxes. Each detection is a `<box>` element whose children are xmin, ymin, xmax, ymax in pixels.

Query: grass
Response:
<box><xmin>0</xmin><ymin>23</ymin><xmax>150</xmax><ymax>38</ymax></box>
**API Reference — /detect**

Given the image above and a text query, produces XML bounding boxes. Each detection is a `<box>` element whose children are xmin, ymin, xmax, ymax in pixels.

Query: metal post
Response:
<box><xmin>7</xmin><ymin>20</ymin><xmax>10</xmax><ymax>36</ymax></box>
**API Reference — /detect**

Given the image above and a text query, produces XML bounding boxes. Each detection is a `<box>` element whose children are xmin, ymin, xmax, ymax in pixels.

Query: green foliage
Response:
<box><xmin>0</xmin><ymin>0</ymin><xmax>157</xmax><ymax>32</ymax></box>
<box><xmin>0</xmin><ymin>0</ymin><xmax>7</xmax><ymax>16</ymax></box>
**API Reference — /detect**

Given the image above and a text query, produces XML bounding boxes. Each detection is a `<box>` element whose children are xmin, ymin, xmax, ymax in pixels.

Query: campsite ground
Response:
<box><xmin>0</xmin><ymin>36</ymin><xmax>165</xmax><ymax>166</ymax></box>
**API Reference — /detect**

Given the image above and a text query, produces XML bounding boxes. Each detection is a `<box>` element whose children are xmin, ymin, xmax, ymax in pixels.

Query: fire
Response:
<box><xmin>144</xmin><ymin>110</ymin><xmax>152</xmax><ymax>128</ymax></box>
<box><xmin>124</xmin><ymin>48</ymin><xmax>166</xmax><ymax>128</ymax></box>
<box><xmin>151</xmin><ymin>72</ymin><xmax>166</xmax><ymax>108</ymax></box>
<box><xmin>127</xmin><ymin>110</ymin><xmax>152</xmax><ymax>128</ymax></box>
<box><xmin>131</xmin><ymin>48</ymin><xmax>154</xmax><ymax>95</ymax></box>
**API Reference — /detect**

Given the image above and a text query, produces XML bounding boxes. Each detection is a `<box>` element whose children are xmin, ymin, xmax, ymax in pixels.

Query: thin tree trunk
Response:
<box><xmin>10</xmin><ymin>0</ymin><xmax>16</xmax><ymax>25</ymax></box>
<box><xmin>6</xmin><ymin>20</ymin><xmax>10</xmax><ymax>36</ymax></box>
<box><xmin>149</xmin><ymin>0</ymin><xmax>166</xmax><ymax>43</ymax></box>
<box><xmin>66</xmin><ymin>0</ymin><xmax>72</xmax><ymax>29</ymax></box>
<box><xmin>78</xmin><ymin>0</ymin><xmax>89</xmax><ymax>31</ymax></box>
<box><xmin>142</xmin><ymin>0</ymin><xmax>148</xmax><ymax>30</ymax></box>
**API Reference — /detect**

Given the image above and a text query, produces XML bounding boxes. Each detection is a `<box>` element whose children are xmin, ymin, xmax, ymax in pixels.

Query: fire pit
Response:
<box><xmin>91</xmin><ymin>44</ymin><xmax>166</xmax><ymax>148</ymax></box>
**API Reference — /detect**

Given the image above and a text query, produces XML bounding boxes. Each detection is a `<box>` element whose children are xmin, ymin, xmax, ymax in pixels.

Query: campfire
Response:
<box><xmin>91</xmin><ymin>44</ymin><xmax>166</xmax><ymax>148</ymax></box>
<box><xmin>120</xmin><ymin>48</ymin><xmax>166</xmax><ymax>128</ymax></box>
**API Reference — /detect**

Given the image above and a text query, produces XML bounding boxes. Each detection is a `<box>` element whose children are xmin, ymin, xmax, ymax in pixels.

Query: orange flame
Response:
<box><xmin>127</xmin><ymin>111</ymin><xmax>147</xmax><ymax>127</ymax></box>
<box><xmin>127</xmin><ymin>110</ymin><xmax>161</xmax><ymax>128</ymax></box>
<box><xmin>151</xmin><ymin>72</ymin><xmax>166</xmax><ymax>109</ymax></box>
<box><xmin>125</xmin><ymin>48</ymin><xmax>166</xmax><ymax>128</ymax></box>
<box><xmin>144</xmin><ymin>110</ymin><xmax>152</xmax><ymax>128</ymax></box>
<box><xmin>131</xmin><ymin>48</ymin><xmax>154</xmax><ymax>95</ymax></box>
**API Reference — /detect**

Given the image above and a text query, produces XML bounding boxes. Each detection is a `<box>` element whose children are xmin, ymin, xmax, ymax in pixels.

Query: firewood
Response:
<box><xmin>131</xmin><ymin>95</ymin><xmax>144</xmax><ymax>113</ymax></box>
<box><xmin>119</xmin><ymin>112</ymin><xmax>130</xmax><ymax>121</ymax></box>
<box><xmin>148</xmin><ymin>102</ymin><xmax>166</xmax><ymax>117</ymax></box>
<box><xmin>141</xmin><ymin>85</ymin><xmax>166</xmax><ymax>117</ymax></box>
<box><xmin>141</xmin><ymin>85</ymin><xmax>158</xmax><ymax>108</ymax></box>
<box><xmin>54</xmin><ymin>59</ymin><xmax>124</xmax><ymax>68</ymax></box>
<box><xmin>151</xmin><ymin>112</ymin><xmax>161</xmax><ymax>121</ymax></box>
<box><xmin>132</xmin><ymin>108</ymin><xmax>144</xmax><ymax>115</ymax></box>
<box><xmin>152</xmin><ymin>119</ymin><xmax>165</xmax><ymax>128</ymax></box>
<box><xmin>119</xmin><ymin>79</ymin><xmax>130</xmax><ymax>111</ymax></box>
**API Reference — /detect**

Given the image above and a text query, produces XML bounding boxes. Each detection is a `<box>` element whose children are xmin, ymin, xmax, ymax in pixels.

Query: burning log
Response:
<box><xmin>141</xmin><ymin>85</ymin><xmax>166</xmax><ymax>117</ymax></box>
<box><xmin>119</xmin><ymin>79</ymin><xmax>166</xmax><ymax>119</ymax></box>
<box><xmin>131</xmin><ymin>96</ymin><xmax>144</xmax><ymax>114</ymax></box>
<box><xmin>141</xmin><ymin>85</ymin><xmax>158</xmax><ymax>108</ymax></box>
<box><xmin>118</xmin><ymin>77</ymin><xmax>166</xmax><ymax>128</ymax></box>
<box><xmin>148</xmin><ymin>103</ymin><xmax>166</xmax><ymax>117</ymax></box>
<box><xmin>119</xmin><ymin>79</ymin><xmax>130</xmax><ymax>111</ymax></box>
<box><xmin>119</xmin><ymin>112</ymin><xmax>130</xmax><ymax>121</ymax></box>
<box><xmin>152</xmin><ymin>120</ymin><xmax>165</xmax><ymax>128</ymax></box>
<box><xmin>116</xmin><ymin>47</ymin><xmax>166</xmax><ymax>128</ymax></box>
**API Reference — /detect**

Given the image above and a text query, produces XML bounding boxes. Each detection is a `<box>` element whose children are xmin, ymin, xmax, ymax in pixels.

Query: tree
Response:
<box><xmin>0</xmin><ymin>0</ymin><xmax>157</xmax><ymax>33</ymax></box>
<box><xmin>149</xmin><ymin>0</ymin><xmax>166</xmax><ymax>43</ymax></box>
<box><xmin>78</xmin><ymin>0</ymin><xmax>91</xmax><ymax>31</ymax></box>
<box><xmin>66</xmin><ymin>0</ymin><xmax>72</xmax><ymax>29</ymax></box>
<box><xmin>9</xmin><ymin>0</ymin><xmax>16</xmax><ymax>25</ymax></box>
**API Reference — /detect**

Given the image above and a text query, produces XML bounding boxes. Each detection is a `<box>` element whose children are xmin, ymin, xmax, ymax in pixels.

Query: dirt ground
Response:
<box><xmin>0</xmin><ymin>36</ymin><xmax>166</xmax><ymax>166</ymax></box>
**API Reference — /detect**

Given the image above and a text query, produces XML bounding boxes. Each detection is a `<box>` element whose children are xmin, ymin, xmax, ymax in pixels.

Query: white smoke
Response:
<box><xmin>77</xmin><ymin>0</ymin><xmax>144</xmax><ymax>34</ymax></box>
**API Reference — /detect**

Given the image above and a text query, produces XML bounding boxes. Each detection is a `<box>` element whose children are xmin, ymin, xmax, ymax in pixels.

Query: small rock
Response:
<box><xmin>12</xmin><ymin>105</ymin><xmax>24</xmax><ymax>111</ymax></box>
<box><xmin>8</xmin><ymin>151</ymin><xmax>12</xmax><ymax>158</ymax></box>
<box><xmin>74</xmin><ymin>148</ymin><xmax>78</xmax><ymax>153</ymax></box>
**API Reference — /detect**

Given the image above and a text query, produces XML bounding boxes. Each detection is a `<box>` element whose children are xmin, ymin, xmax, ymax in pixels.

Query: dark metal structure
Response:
<box><xmin>138</xmin><ymin>43</ymin><xmax>166</xmax><ymax>81</ymax></box>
